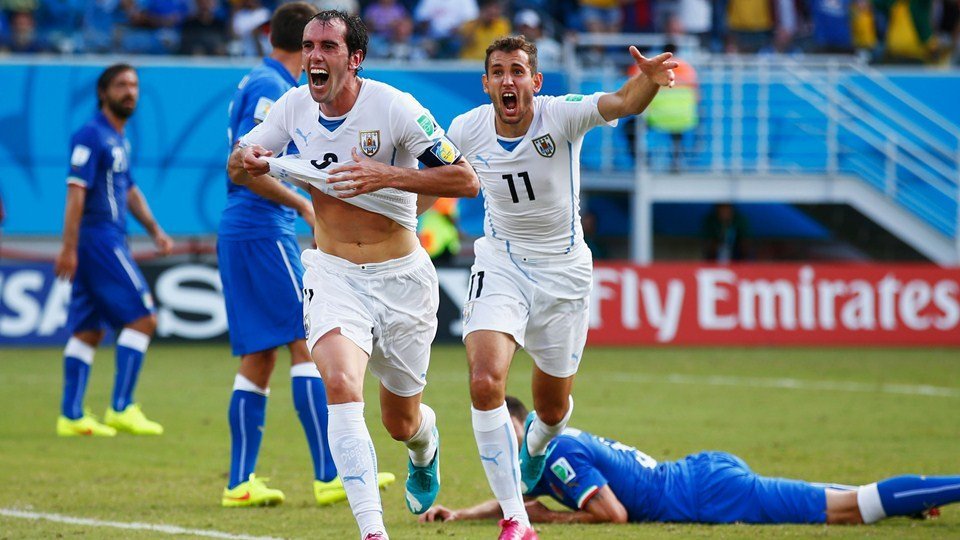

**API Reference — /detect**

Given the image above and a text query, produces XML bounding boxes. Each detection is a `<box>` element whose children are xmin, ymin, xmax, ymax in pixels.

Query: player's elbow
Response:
<box><xmin>608</xmin><ymin>506</ymin><xmax>629</xmax><ymax>524</ymax></box>
<box><xmin>457</xmin><ymin>161</ymin><xmax>480</xmax><ymax>197</ymax></box>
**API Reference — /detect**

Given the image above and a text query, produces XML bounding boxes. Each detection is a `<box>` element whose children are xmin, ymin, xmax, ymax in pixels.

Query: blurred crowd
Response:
<box><xmin>0</xmin><ymin>0</ymin><xmax>958</xmax><ymax>64</ymax></box>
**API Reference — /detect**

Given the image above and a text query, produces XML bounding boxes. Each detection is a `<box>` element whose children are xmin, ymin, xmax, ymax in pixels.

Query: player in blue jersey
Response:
<box><xmin>55</xmin><ymin>64</ymin><xmax>173</xmax><ymax>438</ymax></box>
<box><xmin>218</xmin><ymin>2</ymin><xmax>394</xmax><ymax>508</ymax></box>
<box><xmin>422</xmin><ymin>396</ymin><xmax>960</xmax><ymax>526</ymax></box>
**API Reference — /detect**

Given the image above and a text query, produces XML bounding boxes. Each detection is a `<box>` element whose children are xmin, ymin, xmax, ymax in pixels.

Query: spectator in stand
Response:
<box><xmin>458</xmin><ymin>0</ymin><xmax>510</xmax><ymax>61</ymax></box>
<box><xmin>230</xmin><ymin>0</ymin><xmax>270</xmax><ymax>56</ymax></box>
<box><xmin>809</xmin><ymin>0</ymin><xmax>855</xmax><ymax>53</ymax></box>
<box><xmin>703</xmin><ymin>203</ymin><xmax>750</xmax><ymax>263</ymax></box>
<box><xmin>364</xmin><ymin>0</ymin><xmax>423</xmax><ymax>60</ymax></box>
<box><xmin>673</xmin><ymin>0</ymin><xmax>712</xmax><ymax>49</ymax></box>
<box><xmin>579</xmin><ymin>0</ymin><xmax>624</xmax><ymax>33</ymax></box>
<box><xmin>851</xmin><ymin>0</ymin><xmax>878</xmax><ymax>54</ymax></box>
<box><xmin>81</xmin><ymin>0</ymin><xmax>123</xmax><ymax>53</ymax></box>
<box><xmin>8</xmin><ymin>10</ymin><xmax>46</xmax><ymax>52</ymax></box>
<box><xmin>725</xmin><ymin>0</ymin><xmax>775</xmax><ymax>52</ymax></box>
<box><xmin>414</xmin><ymin>0</ymin><xmax>477</xmax><ymax>58</ymax></box>
<box><xmin>937</xmin><ymin>0</ymin><xmax>959</xmax><ymax>63</ymax></box>
<box><xmin>772</xmin><ymin>0</ymin><xmax>802</xmax><ymax>52</ymax></box>
<box><xmin>311</xmin><ymin>0</ymin><xmax>359</xmax><ymax>14</ymax></box>
<box><xmin>874</xmin><ymin>0</ymin><xmax>938</xmax><ymax>63</ymax></box>
<box><xmin>1</xmin><ymin>0</ymin><xmax>38</xmax><ymax>11</ymax></box>
<box><xmin>513</xmin><ymin>9</ymin><xmax>562</xmax><ymax>68</ymax></box>
<box><xmin>121</xmin><ymin>0</ymin><xmax>190</xmax><ymax>54</ymax></box>
<box><xmin>35</xmin><ymin>0</ymin><xmax>85</xmax><ymax>53</ymax></box>
<box><xmin>180</xmin><ymin>0</ymin><xmax>228</xmax><ymax>55</ymax></box>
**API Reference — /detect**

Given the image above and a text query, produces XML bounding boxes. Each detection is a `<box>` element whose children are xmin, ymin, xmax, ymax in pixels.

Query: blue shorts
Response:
<box><xmin>690</xmin><ymin>451</ymin><xmax>827</xmax><ymax>524</ymax></box>
<box><xmin>218</xmin><ymin>235</ymin><xmax>305</xmax><ymax>356</ymax></box>
<box><xmin>67</xmin><ymin>237</ymin><xmax>154</xmax><ymax>333</ymax></box>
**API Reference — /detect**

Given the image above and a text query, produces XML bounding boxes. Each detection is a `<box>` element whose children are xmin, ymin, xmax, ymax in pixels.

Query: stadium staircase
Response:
<box><xmin>568</xmin><ymin>35</ymin><xmax>960</xmax><ymax>265</ymax></box>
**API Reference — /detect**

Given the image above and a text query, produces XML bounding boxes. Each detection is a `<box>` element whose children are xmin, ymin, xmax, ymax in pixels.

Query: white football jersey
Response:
<box><xmin>448</xmin><ymin>93</ymin><xmax>616</xmax><ymax>255</ymax></box>
<box><xmin>239</xmin><ymin>78</ymin><xmax>458</xmax><ymax>229</ymax></box>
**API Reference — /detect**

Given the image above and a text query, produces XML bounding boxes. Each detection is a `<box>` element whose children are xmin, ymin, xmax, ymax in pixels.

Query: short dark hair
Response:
<box><xmin>96</xmin><ymin>63</ymin><xmax>135</xmax><ymax>108</ymax></box>
<box><xmin>485</xmin><ymin>35</ymin><xmax>538</xmax><ymax>75</ymax></box>
<box><xmin>270</xmin><ymin>2</ymin><xmax>319</xmax><ymax>52</ymax></box>
<box><xmin>308</xmin><ymin>10</ymin><xmax>368</xmax><ymax>73</ymax></box>
<box><xmin>505</xmin><ymin>396</ymin><xmax>529</xmax><ymax>422</ymax></box>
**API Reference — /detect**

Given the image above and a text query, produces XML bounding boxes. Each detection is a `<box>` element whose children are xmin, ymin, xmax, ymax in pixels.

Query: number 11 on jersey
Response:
<box><xmin>502</xmin><ymin>171</ymin><xmax>535</xmax><ymax>203</ymax></box>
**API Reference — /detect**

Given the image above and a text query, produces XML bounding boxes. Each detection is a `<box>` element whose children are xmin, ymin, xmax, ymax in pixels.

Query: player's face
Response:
<box><xmin>483</xmin><ymin>50</ymin><xmax>543</xmax><ymax>126</ymax></box>
<box><xmin>103</xmin><ymin>70</ymin><xmax>139</xmax><ymax>119</ymax></box>
<box><xmin>301</xmin><ymin>19</ymin><xmax>363</xmax><ymax>105</ymax></box>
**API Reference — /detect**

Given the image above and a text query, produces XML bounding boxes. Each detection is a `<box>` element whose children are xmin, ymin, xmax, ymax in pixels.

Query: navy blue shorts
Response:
<box><xmin>218</xmin><ymin>235</ymin><xmax>305</xmax><ymax>356</ymax></box>
<box><xmin>67</xmin><ymin>237</ymin><xmax>154</xmax><ymax>333</ymax></box>
<box><xmin>692</xmin><ymin>451</ymin><xmax>827</xmax><ymax>524</ymax></box>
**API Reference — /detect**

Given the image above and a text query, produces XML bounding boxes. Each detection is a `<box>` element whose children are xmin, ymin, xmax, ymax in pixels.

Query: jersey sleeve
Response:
<box><xmin>543</xmin><ymin>438</ymin><xmax>609</xmax><ymax>510</ymax></box>
<box><xmin>66</xmin><ymin>127</ymin><xmax>101</xmax><ymax>189</ymax></box>
<box><xmin>235</xmin><ymin>77</ymin><xmax>287</xmax><ymax>142</ymax></box>
<box><xmin>548</xmin><ymin>92</ymin><xmax>618</xmax><ymax>141</ymax></box>
<box><xmin>390</xmin><ymin>92</ymin><xmax>463</xmax><ymax>168</ymax></box>
<box><xmin>238</xmin><ymin>88</ymin><xmax>293</xmax><ymax>155</ymax></box>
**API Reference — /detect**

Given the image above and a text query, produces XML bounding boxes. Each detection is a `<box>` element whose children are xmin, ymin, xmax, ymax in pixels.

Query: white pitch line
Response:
<box><xmin>0</xmin><ymin>508</ymin><xmax>284</xmax><ymax>540</ymax></box>
<box><xmin>615</xmin><ymin>373</ymin><xmax>960</xmax><ymax>398</ymax></box>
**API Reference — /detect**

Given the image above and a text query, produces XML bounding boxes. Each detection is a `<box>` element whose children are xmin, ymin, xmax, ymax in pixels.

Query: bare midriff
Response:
<box><xmin>310</xmin><ymin>187</ymin><xmax>419</xmax><ymax>264</ymax></box>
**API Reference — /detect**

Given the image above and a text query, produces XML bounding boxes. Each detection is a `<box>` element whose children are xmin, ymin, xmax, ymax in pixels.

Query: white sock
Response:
<box><xmin>233</xmin><ymin>374</ymin><xmax>269</xmax><ymax>396</ymax></box>
<box><xmin>328</xmin><ymin>402</ymin><xmax>385</xmax><ymax>538</ymax></box>
<box><xmin>526</xmin><ymin>395</ymin><xmax>574</xmax><ymax>457</ymax></box>
<box><xmin>857</xmin><ymin>483</ymin><xmax>887</xmax><ymax>524</ymax></box>
<box><xmin>290</xmin><ymin>362</ymin><xmax>322</xmax><ymax>378</ymax></box>
<box><xmin>116</xmin><ymin>328</ymin><xmax>150</xmax><ymax>352</ymax></box>
<box><xmin>405</xmin><ymin>403</ymin><xmax>438</xmax><ymax>467</ymax></box>
<box><xmin>472</xmin><ymin>403</ymin><xmax>528</xmax><ymax>525</ymax></box>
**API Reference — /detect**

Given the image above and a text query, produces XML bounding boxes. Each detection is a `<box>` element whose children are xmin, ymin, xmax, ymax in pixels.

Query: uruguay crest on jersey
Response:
<box><xmin>533</xmin><ymin>134</ymin><xmax>556</xmax><ymax>157</ymax></box>
<box><xmin>360</xmin><ymin>130</ymin><xmax>380</xmax><ymax>156</ymax></box>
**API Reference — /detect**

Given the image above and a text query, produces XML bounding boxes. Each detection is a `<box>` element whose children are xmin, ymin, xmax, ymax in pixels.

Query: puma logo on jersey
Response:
<box><xmin>532</xmin><ymin>134</ymin><xmax>556</xmax><ymax>157</ymax></box>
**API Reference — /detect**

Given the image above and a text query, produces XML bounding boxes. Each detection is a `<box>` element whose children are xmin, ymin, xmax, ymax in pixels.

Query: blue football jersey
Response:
<box><xmin>529</xmin><ymin>428</ymin><xmax>697</xmax><ymax>523</ymax></box>
<box><xmin>219</xmin><ymin>57</ymin><xmax>301</xmax><ymax>240</ymax></box>
<box><xmin>67</xmin><ymin>111</ymin><xmax>135</xmax><ymax>238</ymax></box>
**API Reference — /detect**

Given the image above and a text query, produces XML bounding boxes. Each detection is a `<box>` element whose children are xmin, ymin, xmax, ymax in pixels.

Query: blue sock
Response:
<box><xmin>876</xmin><ymin>475</ymin><xmax>960</xmax><ymax>517</ymax></box>
<box><xmin>60</xmin><ymin>338</ymin><xmax>95</xmax><ymax>419</ymax></box>
<box><xmin>291</xmin><ymin>367</ymin><xmax>337</xmax><ymax>482</ymax></box>
<box><xmin>112</xmin><ymin>329</ymin><xmax>150</xmax><ymax>412</ymax></box>
<box><xmin>228</xmin><ymin>377</ymin><xmax>268</xmax><ymax>489</ymax></box>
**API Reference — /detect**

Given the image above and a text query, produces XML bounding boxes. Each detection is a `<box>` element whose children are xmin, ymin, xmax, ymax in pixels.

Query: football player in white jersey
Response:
<box><xmin>446</xmin><ymin>36</ymin><xmax>676</xmax><ymax>540</ymax></box>
<box><xmin>227</xmin><ymin>10</ymin><xmax>479</xmax><ymax>540</ymax></box>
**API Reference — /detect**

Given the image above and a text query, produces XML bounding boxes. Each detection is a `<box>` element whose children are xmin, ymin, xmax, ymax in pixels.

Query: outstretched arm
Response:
<box><xmin>127</xmin><ymin>185</ymin><xmax>173</xmax><ymax>255</ymax></box>
<box><xmin>524</xmin><ymin>486</ymin><xmax>629</xmax><ymax>524</ymax></box>
<box><xmin>420</xmin><ymin>486</ymin><xmax>629</xmax><ymax>525</ymax></box>
<box><xmin>598</xmin><ymin>47</ymin><xmax>678</xmax><ymax>122</ymax></box>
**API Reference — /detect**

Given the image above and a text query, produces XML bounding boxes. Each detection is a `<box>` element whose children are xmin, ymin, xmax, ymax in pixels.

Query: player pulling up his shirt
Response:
<box><xmin>446</xmin><ymin>36</ymin><xmax>677</xmax><ymax>539</ymax></box>
<box><xmin>228</xmin><ymin>10</ymin><xmax>478</xmax><ymax>540</ymax></box>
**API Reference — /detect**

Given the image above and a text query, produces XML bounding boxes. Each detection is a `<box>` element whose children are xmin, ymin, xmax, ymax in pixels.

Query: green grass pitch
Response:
<box><xmin>1</xmin><ymin>344</ymin><xmax>958</xmax><ymax>539</ymax></box>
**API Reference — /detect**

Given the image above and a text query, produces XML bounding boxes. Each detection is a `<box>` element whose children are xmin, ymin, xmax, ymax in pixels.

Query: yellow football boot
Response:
<box><xmin>314</xmin><ymin>472</ymin><xmax>397</xmax><ymax>506</ymax></box>
<box><xmin>104</xmin><ymin>404</ymin><xmax>164</xmax><ymax>435</ymax></box>
<box><xmin>222</xmin><ymin>474</ymin><xmax>285</xmax><ymax>507</ymax></box>
<box><xmin>56</xmin><ymin>413</ymin><xmax>117</xmax><ymax>437</ymax></box>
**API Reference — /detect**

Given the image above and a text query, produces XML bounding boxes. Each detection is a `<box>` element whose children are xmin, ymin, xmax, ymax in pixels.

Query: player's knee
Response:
<box><xmin>468</xmin><ymin>370</ymin><xmax>507</xmax><ymax>408</ymax></box>
<box><xmin>128</xmin><ymin>314</ymin><xmax>157</xmax><ymax>336</ymax></box>
<box><xmin>320</xmin><ymin>372</ymin><xmax>363</xmax><ymax>403</ymax></box>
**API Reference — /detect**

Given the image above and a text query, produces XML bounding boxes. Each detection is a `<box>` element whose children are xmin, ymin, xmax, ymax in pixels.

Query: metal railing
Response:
<box><xmin>563</xmin><ymin>39</ymin><xmax>960</xmax><ymax>261</ymax></box>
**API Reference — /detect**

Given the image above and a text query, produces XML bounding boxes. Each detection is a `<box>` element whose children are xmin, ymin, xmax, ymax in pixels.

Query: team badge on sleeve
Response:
<box><xmin>532</xmin><ymin>134</ymin><xmax>556</xmax><ymax>158</ymax></box>
<box><xmin>550</xmin><ymin>457</ymin><xmax>577</xmax><ymax>484</ymax></box>
<box><xmin>253</xmin><ymin>96</ymin><xmax>275</xmax><ymax>123</ymax></box>
<box><xmin>70</xmin><ymin>144</ymin><xmax>91</xmax><ymax>168</ymax></box>
<box><xmin>359</xmin><ymin>130</ymin><xmax>380</xmax><ymax>156</ymax></box>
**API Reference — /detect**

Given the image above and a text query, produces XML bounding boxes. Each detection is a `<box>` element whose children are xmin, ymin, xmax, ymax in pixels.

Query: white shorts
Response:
<box><xmin>461</xmin><ymin>237</ymin><xmax>593</xmax><ymax>378</ymax></box>
<box><xmin>301</xmin><ymin>247</ymin><xmax>439</xmax><ymax>398</ymax></box>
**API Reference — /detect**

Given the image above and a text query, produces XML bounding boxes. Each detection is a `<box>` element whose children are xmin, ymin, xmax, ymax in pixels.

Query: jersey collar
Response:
<box><xmin>263</xmin><ymin>57</ymin><xmax>299</xmax><ymax>87</ymax></box>
<box><xmin>94</xmin><ymin>110</ymin><xmax>124</xmax><ymax>137</ymax></box>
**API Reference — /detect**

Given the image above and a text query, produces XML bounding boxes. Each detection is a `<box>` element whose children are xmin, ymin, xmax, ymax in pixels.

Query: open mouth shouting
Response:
<box><xmin>310</xmin><ymin>67</ymin><xmax>330</xmax><ymax>91</ymax></box>
<box><xmin>501</xmin><ymin>92</ymin><xmax>518</xmax><ymax>116</ymax></box>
